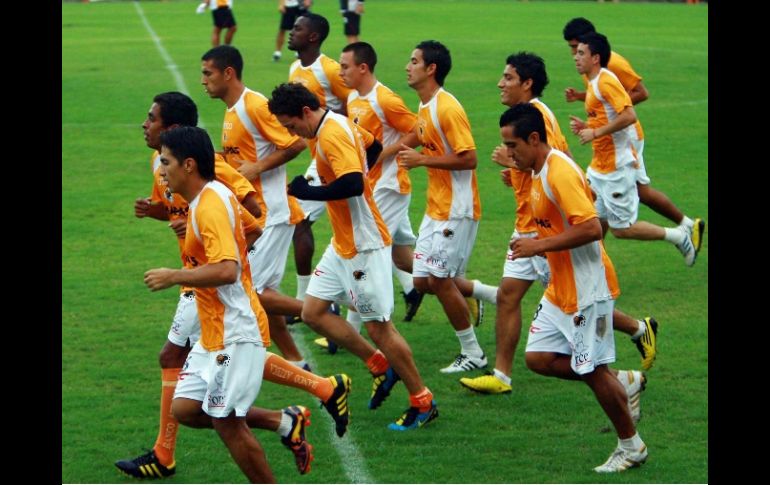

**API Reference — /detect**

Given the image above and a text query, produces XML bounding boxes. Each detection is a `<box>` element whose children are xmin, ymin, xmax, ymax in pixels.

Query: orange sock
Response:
<box><xmin>365</xmin><ymin>349</ymin><xmax>389</xmax><ymax>375</ymax></box>
<box><xmin>409</xmin><ymin>387</ymin><xmax>434</xmax><ymax>412</ymax></box>
<box><xmin>153</xmin><ymin>368</ymin><xmax>180</xmax><ymax>466</ymax></box>
<box><xmin>264</xmin><ymin>352</ymin><xmax>334</xmax><ymax>401</ymax></box>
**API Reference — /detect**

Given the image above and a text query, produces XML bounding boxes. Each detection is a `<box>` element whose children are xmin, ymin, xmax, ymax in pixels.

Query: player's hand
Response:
<box><xmin>287</xmin><ymin>174</ymin><xmax>311</xmax><ymax>198</ymax></box>
<box><xmin>500</xmin><ymin>169</ymin><xmax>512</xmax><ymax>187</ymax></box>
<box><xmin>144</xmin><ymin>268</ymin><xmax>177</xmax><ymax>291</ymax></box>
<box><xmin>569</xmin><ymin>115</ymin><xmax>586</xmax><ymax>135</ymax></box>
<box><xmin>491</xmin><ymin>143</ymin><xmax>514</xmax><ymax>168</ymax></box>
<box><xmin>168</xmin><ymin>217</ymin><xmax>187</xmax><ymax>237</ymax></box>
<box><xmin>397</xmin><ymin>144</ymin><xmax>422</xmax><ymax>169</ymax></box>
<box><xmin>134</xmin><ymin>197</ymin><xmax>152</xmax><ymax>218</ymax></box>
<box><xmin>510</xmin><ymin>237</ymin><xmax>542</xmax><ymax>259</ymax></box>
<box><xmin>234</xmin><ymin>159</ymin><xmax>261</xmax><ymax>181</ymax></box>
<box><xmin>565</xmin><ymin>87</ymin><xmax>579</xmax><ymax>102</ymax></box>
<box><xmin>577</xmin><ymin>127</ymin><xmax>597</xmax><ymax>145</ymax></box>
<box><xmin>196</xmin><ymin>2</ymin><xmax>207</xmax><ymax>14</ymax></box>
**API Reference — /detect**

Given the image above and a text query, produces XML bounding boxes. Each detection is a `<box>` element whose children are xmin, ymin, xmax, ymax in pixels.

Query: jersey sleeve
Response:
<box><xmin>609</xmin><ymin>52</ymin><xmax>643</xmax><ymax>92</ymax></box>
<box><xmin>194</xmin><ymin>198</ymin><xmax>238</xmax><ymax>264</ymax></box>
<box><xmin>439</xmin><ymin>100</ymin><xmax>475</xmax><ymax>154</ymax></box>
<box><xmin>320</xmin><ymin>122</ymin><xmax>363</xmax><ymax>178</ymax></box>
<box><xmin>381</xmin><ymin>91</ymin><xmax>418</xmax><ymax>134</ymax></box>
<box><xmin>250</xmin><ymin>98</ymin><xmax>302</xmax><ymax>150</ymax></box>
<box><xmin>214</xmin><ymin>156</ymin><xmax>257</xmax><ymax>202</ymax></box>
<box><xmin>325</xmin><ymin>61</ymin><xmax>353</xmax><ymax>106</ymax></box>
<box><xmin>599</xmin><ymin>74</ymin><xmax>633</xmax><ymax>116</ymax></box>
<box><xmin>548</xmin><ymin>160</ymin><xmax>597</xmax><ymax>226</ymax></box>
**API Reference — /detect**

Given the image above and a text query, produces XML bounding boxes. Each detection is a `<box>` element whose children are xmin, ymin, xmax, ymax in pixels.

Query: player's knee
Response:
<box><xmin>609</xmin><ymin>227</ymin><xmax>631</xmax><ymax>239</ymax></box>
<box><xmin>525</xmin><ymin>353</ymin><xmax>550</xmax><ymax>375</ymax></box>
<box><xmin>413</xmin><ymin>277</ymin><xmax>431</xmax><ymax>294</ymax></box>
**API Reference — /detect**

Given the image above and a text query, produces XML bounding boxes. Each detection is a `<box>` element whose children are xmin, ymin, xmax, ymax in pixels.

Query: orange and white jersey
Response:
<box><xmin>221</xmin><ymin>88</ymin><xmax>305</xmax><ymax>228</ymax></box>
<box><xmin>313</xmin><ymin>111</ymin><xmax>391</xmax><ymax>258</ymax></box>
<box><xmin>416</xmin><ymin>88</ymin><xmax>480</xmax><ymax>221</ymax></box>
<box><xmin>347</xmin><ymin>82</ymin><xmax>417</xmax><ymax>194</ymax></box>
<box><xmin>289</xmin><ymin>54</ymin><xmax>351</xmax><ymax>112</ymax></box>
<box><xmin>584</xmin><ymin>68</ymin><xmax>637</xmax><ymax>174</ymax></box>
<box><xmin>530</xmin><ymin>149</ymin><xmax>617</xmax><ymax>313</ymax></box>
<box><xmin>509</xmin><ymin>98</ymin><xmax>570</xmax><ymax>234</ymax></box>
<box><xmin>185</xmin><ymin>180</ymin><xmax>270</xmax><ymax>351</ymax></box>
<box><xmin>207</xmin><ymin>0</ymin><xmax>232</xmax><ymax>9</ymax></box>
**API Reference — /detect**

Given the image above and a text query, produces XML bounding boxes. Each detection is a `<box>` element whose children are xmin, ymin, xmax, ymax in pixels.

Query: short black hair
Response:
<box><xmin>342</xmin><ymin>41</ymin><xmax>378</xmax><ymax>73</ymax></box>
<box><xmin>201</xmin><ymin>45</ymin><xmax>244</xmax><ymax>80</ymax></box>
<box><xmin>563</xmin><ymin>17</ymin><xmax>595</xmax><ymax>41</ymax></box>
<box><xmin>303</xmin><ymin>13</ymin><xmax>329</xmax><ymax>44</ymax></box>
<box><xmin>153</xmin><ymin>92</ymin><xmax>198</xmax><ymax>128</ymax></box>
<box><xmin>505</xmin><ymin>52</ymin><xmax>549</xmax><ymax>98</ymax></box>
<box><xmin>159</xmin><ymin>126</ymin><xmax>216</xmax><ymax>181</ymax></box>
<box><xmin>268</xmin><ymin>83</ymin><xmax>321</xmax><ymax>117</ymax></box>
<box><xmin>415</xmin><ymin>40</ymin><xmax>451</xmax><ymax>86</ymax></box>
<box><xmin>578</xmin><ymin>31</ymin><xmax>611</xmax><ymax>68</ymax></box>
<box><xmin>499</xmin><ymin>103</ymin><xmax>547</xmax><ymax>145</ymax></box>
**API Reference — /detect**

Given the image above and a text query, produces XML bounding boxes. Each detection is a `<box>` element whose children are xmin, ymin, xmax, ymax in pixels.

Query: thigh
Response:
<box><xmin>248</xmin><ymin>224</ymin><xmax>294</xmax><ymax>292</ymax></box>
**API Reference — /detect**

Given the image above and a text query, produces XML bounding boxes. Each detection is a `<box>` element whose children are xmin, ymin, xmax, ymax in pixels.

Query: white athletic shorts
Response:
<box><xmin>167</xmin><ymin>291</ymin><xmax>201</xmax><ymax>347</ymax></box>
<box><xmin>373</xmin><ymin>189</ymin><xmax>416</xmax><ymax>246</ymax></box>
<box><xmin>248</xmin><ymin>223</ymin><xmax>294</xmax><ymax>293</ymax></box>
<box><xmin>525</xmin><ymin>297</ymin><xmax>616</xmax><ymax>375</ymax></box>
<box><xmin>174</xmin><ymin>340</ymin><xmax>266</xmax><ymax>418</ymax></box>
<box><xmin>632</xmin><ymin>139</ymin><xmax>651</xmax><ymax>185</ymax></box>
<box><xmin>587</xmin><ymin>165</ymin><xmax>639</xmax><ymax>230</ymax></box>
<box><xmin>306</xmin><ymin>244</ymin><xmax>394</xmax><ymax>322</ymax></box>
<box><xmin>298</xmin><ymin>159</ymin><xmax>327</xmax><ymax>222</ymax></box>
<box><xmin>413</xmin><ymin>215</ymin><xmax>478</xmax><ymax>278</ymax></box>
<box><xmin>502</xmin><ymin>231</ymin><xmax>550</xmax><ymax>287</ymax></box>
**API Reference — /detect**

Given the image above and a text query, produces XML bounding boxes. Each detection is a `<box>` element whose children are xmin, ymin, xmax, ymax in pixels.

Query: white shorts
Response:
<box><xmin>587</xmin><ymin>165</ymin><xmax>639</xmax><ymax>230</ymax></box>
<box><xmin>167</xmin><ymin>291</ymin><xmax>201</xmax><ymax>347</ymax></box>
<box><xmin>502</xmin><ymin>231</ymin><xmax>550</xmax><ymax>287</ymax></box>
<box><xmin>631</xmin><ymin>139</ymin><xmax>651</xmax><ymax>185</ymax></box>
<box><xmin>306</xmin><ymin>244</ymin><xmax>394</xmax><ymax>322</ymax></box>
<box><xmin>248</xmin><ymin>223</ymin><xmax>294</xmax><ymax>293</ymax></box>
<box><xmin>413</xmin><ymin>216</ymin><xmax>478</xmax><ymax>278</ymax></box>
<box><xmin>174</xmin><ymin>340</ymin><xmax>266</xmax><ymax>418</ymax></box>
<box><xmin>525</xmin><ymin>297</ymin><xmax>616</xmax><ymax>375</ymax></box>
<box><xmin>373</xmin><ymin>189</ymin><xmax>416</xmax><ymax>246</ymax></box>
<box><xmin>298</xmin><ymin>159</ymin><xmax>327</xmax><ymax>222</ymax></box>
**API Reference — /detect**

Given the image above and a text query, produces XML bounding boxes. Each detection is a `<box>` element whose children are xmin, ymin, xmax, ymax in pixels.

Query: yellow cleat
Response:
<box><xmin>459</xmin><ymin>373</ymin><xmax>512</xmax><ymax>394</ymax></box>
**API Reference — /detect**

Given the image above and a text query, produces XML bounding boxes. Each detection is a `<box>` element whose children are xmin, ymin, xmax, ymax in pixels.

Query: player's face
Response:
<box><xmin>574</xmin><ymin>43</ymin><xmax>593</xmax><ymax>75</ymax></box>
<box><xmin>339</xmin><ymin>51</ymin><xmax>362</xmax><ymax>90</ymax></box>
<box><xmin>567</xmin><ymin>38</ymin><xmax>579</xmax><ymax>56</ymax></box>
<box><xmin>288</xmin><ymin>17</ymin><xmax>311</xmax><ymax>51</ymax></box>
<box><xmin>406</xmin><ymin>49</ymin><xmax>429</xmax><ymax>88</ymax></box>
<box><xmin>276</xmin><ymin>112</ymin><xmax>314</xmax><ymax>139</ymax></box>
<box><xmin>498</xmin><ymin>65</ymin><xmax>527</xmax><ymax>107</ymax></box>
<box><xmin>500</xmin><ymin>125</ymin><xmax>535</xmax><ymax>171</ymax></box>
<box><xmin>201</xmin><ymin>59</ymin><xmax>227</xmax><ymax>99</ymax></box>
<box><xmin>159</xmin><ymin>146</ymin><xmax>185</xmax><ymax>194</ymax></box>
<box><xmin>142</xmin><ymin>102</ymin><xmax>164</xmax><ymax>150</ymax></box>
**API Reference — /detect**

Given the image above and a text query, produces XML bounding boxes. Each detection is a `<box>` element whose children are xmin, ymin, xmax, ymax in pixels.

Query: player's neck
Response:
<box><xmin>357</xmin><ymin>76</ymin><xmax>377</xmax><ymax>96</ymax></box>
<box><xmin>223</xmin><ymin>83</ymin><xmax>246</xmax><ymax>109</ymax></box>
<box><xmin>586</xmin><ymin>65</ymin><xmax>601</xmax><ymax>81</ymax></box>
<box><xmin>179</xmin><ymin>177</ymin><xmax>208</xmax><ymax>204</ymax></box>
<box><xmin>299</xmin><ymin>47</ymin><xmax>321</xmax><ymax>67</ymax></box>
<box><xmin>532</xmin><ymin>144</ymin><xmax>552</xmax><ymax>174</ymax></box>
<box><xmin>417</xmin><ymin>81</ymin><xmax>441</xmax><ymax>104</ymax></box>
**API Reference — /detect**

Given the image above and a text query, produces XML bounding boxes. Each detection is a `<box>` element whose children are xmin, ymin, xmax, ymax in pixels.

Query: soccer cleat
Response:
<box><xmin>285</xmin><ymin>314</ymin><xmax>302</xmax><ymax>325</ymax></box>
<box><xmin>301</xmin><ymin>362</ymin><xmax>313</xmax><ymax>372</ymax></box>
<box><xmin>633</xmin><ymin>317</ymin><xmax>658</xmax><ymax>371</ymax></box>
<box><xmin>620</xmin><ymin>370</ymin><xmax>646</xmax><ymax>424</ymax></box>
<box><xmin>369</xmin><ymin>366</ymin><xmax>401</xmax><ymax>409</ymax></box>
<box><xmin>330</xmin><ymin>302</ymin><xmax>341</xmax><ymax>315</ymax></box>
<box><xmin>321</xmin><ymin>374</ymin><xmax>351</xmax><ymax>437</ymax></box>
<box><xmin>272</xmin><ymin>50</ymin><xmax>282</xmax><ymax>61</ymax></box>
<box><xmin>466</xmin><ymin>296</ymin><xmax>484</xmax><ymax>326</ymax></box>
<box><xmin>280</xmin><ymin>405</ymin><xmax>314</xmax><ymax>475</ymax></box>
<box><xmin>692</xmin><ymin>217</ymin><xmax>705</xmax><ymax>253</ymax></box>
<box><xmin>440</xmin><ymin>353</ymin><xmax>487</xmax><ymax>374</ymax></box>
<box><xmin>115</xmin><ymin>449</ymin><xmax>176</xmax><ymax>479</ymax></box>
<box><xmin>388</xmin><ymin>400</ymin><xmax>439</xmax><ymax>431</ymax></box>
<box><xmin>459</xmin><ymin>373</ymin><xmax>512</xmax><ymax>394</ymax></box>
<box><xmin>314</xmin><ymin>337</ymin><xmax>338</xmax><ymax>354</ymax></box>
<box><xmin>675</xmin><ymin>230</ymin><xmax>696</xmax><ymax>267</ymax></box>
<box><xmin>593</xmin><ymin>445</ymin><xmax>648</xmax><ymax>473</ymax></box>
<box><xmin>402</xmin><ymin>288</ymin><xmax>425</xmax><ymax>322</ymax></box>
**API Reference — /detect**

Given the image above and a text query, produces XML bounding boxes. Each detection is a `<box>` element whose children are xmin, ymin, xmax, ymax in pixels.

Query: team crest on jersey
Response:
<box><xmin>573</xmin><ymin>314</ymin><xmax>586</xmax><ymax>328</ymax></box>
<box><xmin>442</xmin><ymin>228</ymin><xmax>454</xmax><ymax>239</ymax></box>
<box><xmin>216</xmin><ymin>353</ymin><xmax>231</xmax><ymax>366</ymax></box>
<box><xmin>353</xmin><ymin>270</ymin><xmax>366</xmax><ymax>280</ymax></box>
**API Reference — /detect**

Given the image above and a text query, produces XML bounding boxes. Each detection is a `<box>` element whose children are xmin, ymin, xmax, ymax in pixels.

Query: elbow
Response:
<box><xmin>221</xmin><ymin>261</ymin><xmax>239</xmax><ymax>284</ymax></box>
<box><xmin>587</xmin><ymin>219</ymin><xmax>603</xmax><ymax>241</ymax></box>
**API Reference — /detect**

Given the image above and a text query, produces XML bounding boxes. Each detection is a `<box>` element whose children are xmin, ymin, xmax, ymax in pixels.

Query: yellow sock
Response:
<box><xmin>153</xmin><ymin>368</ymin><xmax>180</xmax><ymax>466</ymax></box>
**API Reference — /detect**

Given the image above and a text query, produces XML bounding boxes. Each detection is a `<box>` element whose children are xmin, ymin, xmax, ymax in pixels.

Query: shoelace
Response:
<box><xmin>452</xmin><ymin>354</ymin><xmax>468</xmax><ymax>366</ymax></box>
<box><xmin>132</xmin><ymin>450</ymin><xmax>157</xmax><ymax>465</ymax></box>
<box><xmin>600</xmin><ymin>449</ymin><xmax>630</xmax><ymax>470</ymax></box>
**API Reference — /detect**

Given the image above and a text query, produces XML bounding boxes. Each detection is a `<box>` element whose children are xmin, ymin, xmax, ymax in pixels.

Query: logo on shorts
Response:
<box><xmin>612</xmin><ymin>192</ymin><xmax>623</xmax><ymax>198</ymax></box>
<box><xmin>572</xmin><ymin>334</ymin><xmax>591</xmax><ymax>368</ymax></box>
<box><xmin>208</xmin><ymin>394</ymin><xmax>226</xmax><ymax>408</ymax></box>
<box><xmin>573</xmin><ymin>314</ymin><xmax>586</xmax><ymax>328</ymax></box>
<box><xmin>216</xmin><ymin>353</ymin><xmax>230</xmax><ymax>366</ymax></box>
<box><xmin>442</xmin><ymin>228</ymin><xmax>454</xmax><ymax>239</ymax></box>
<box><xmin>353</xmin><ymin>270</ymin><xmax>366</xmax><ymax>280</ymax></box>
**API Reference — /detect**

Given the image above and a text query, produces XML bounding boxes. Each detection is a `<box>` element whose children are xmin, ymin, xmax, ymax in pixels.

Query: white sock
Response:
<box><xmin>679</xmin><ymin>215</ymin><xmax>694</xmax><ymax>229</ymax></box>
<box><xmin>273</xmin><ymin>50</ymin><xmax>281</xmax><ymax>56</ymax></box>
<box><xmin>663</xmin><ymin>227</ymin><xmax>685</xmax><ymax>245</ymax></box>
<box><xmin>619</xmin><ymin>433</ymin><xmax>644</xmax><ymax>452</ymax></box>
<box><xmin>493</xmin><ymin>368</ymin><xmax>511</xmax><ymax>386</ymax></box>
<box><xmin>393</xmin><ymin>265</ymin><xmax>414</xmax><ymax>293</ymax></box>
<box><xmin>631</xmin><ymin>320</ymin><xmax>645</xmax><ymax>340</ymax></box>
<box><xmin>472</xmin><ymin>279</ymin><xmax>498</xmax><ymax>304</ymax></box>
<box><xmin>455</xmin><ymin>327</ymin><xmax>484</xmax><ymax>358</ymax></box>
<box><xmin>288</xmin><ymin>359</ymin><xmax>307</xmax><ymax>370</ymax></box>
<box><xmin>276</xmin><ymin>409</ymin><xmax>293</xmax><ymax>437</ymax></box>
<box><xmin>615</xmin><ymin>369</ymin><xmax>631</xmax><ymax>387</ymax></box>
<box><xmin>296</xmin><ymin>274</ymin><xmax>311</xmax><ymax>300</ymax></box>
<box><xmin>346</xmin><ymin>309</ymin><xmax>363</xmax><ymax>334</ymax></box>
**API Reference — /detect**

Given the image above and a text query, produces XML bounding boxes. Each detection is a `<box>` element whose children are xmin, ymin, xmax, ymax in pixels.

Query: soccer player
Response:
<box><xmin>562</xmin><ymin>17</ymin><xmax>705</xmax><ymax>253</ymax></box>
<box><xmin>500</xmin><ymin>103</ymin><xmax>648</xmax><ymax>473</ymax></box>
<box><xmin>268</xmin><ymin>82</ymin><xmax>439</xmax><ymax>431</ymax></box>
<box><xmin>142</xmin><ymin>125</ymin><xmax>280</xmax><ymax>482</ymax></box>
<box><xmin>460</xmin><ymin>53</ymin><xmax>658</xmax><ymax>396</ymax></box>
<box><xmin>338</xmin><ymin>41</ymin><xmax>425</xmax><ymax>322</ymax></box>
<box><xmin>273</xmin><ymin>0</ymin><xmax>311</xmax><ymax>62</ymax></box>
<box><xmin>339</xmin><ymin>0</ymin><xmax>364</xmax><ymax>44</ymax></box>
<box><xmin>398</xmin><ymin>40</ymin><xmax>498</xmax><ymax>373</ymax></box>
<box><xmin>201</xmin><ymin>44</ymin><xmax>311</xmax><ymax>371</ymax></box>
<box><xmin>286</xmin><ymin>13</ymin><xmax>352</xmax><ymax>311</ymax></box>
<box><xmin>196</xmin><ymin>0</ymin><xmax>237</xmax><ymax>47</ymax></box>
<box><xmin>568</xmin><ymin>32</ymin><xmax>698</xmax><ymax>266</ymax></box>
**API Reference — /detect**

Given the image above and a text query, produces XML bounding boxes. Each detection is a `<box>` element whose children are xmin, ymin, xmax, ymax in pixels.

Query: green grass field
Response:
<box><xmin>62</xmin><ymin>0</ymin><xmax>708</xmax><ymax>482</ymax></box>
